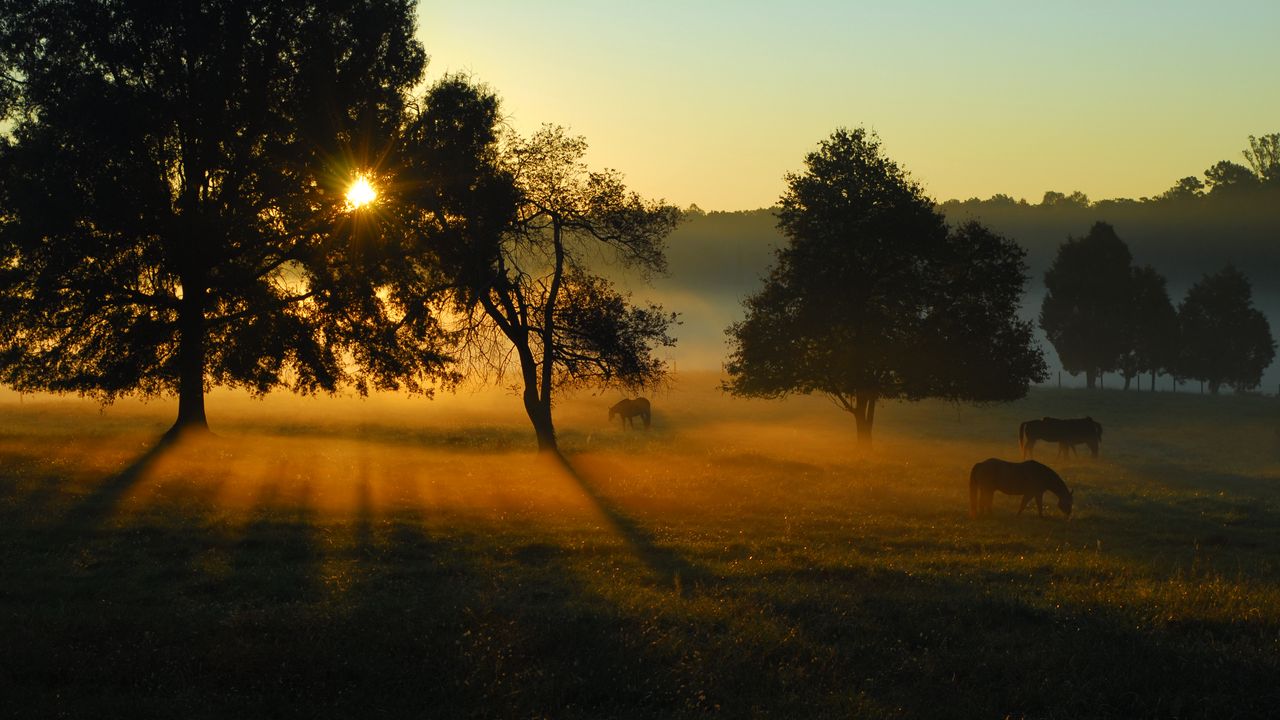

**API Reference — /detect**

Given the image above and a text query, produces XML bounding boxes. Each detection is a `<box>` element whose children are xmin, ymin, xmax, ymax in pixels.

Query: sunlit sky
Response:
<box><xmin>416</xmin><ymin>1</ymin><xmax>1280</xmax><ymax>210</ymax></box>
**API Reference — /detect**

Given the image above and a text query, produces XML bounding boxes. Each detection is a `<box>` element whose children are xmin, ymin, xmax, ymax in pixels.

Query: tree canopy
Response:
<box><xmin>390</xmin><ymin>80</ymin><xmax>680</xmax><ymax>453</ymax></box>
<box><xmin>1177</xmin><ymin>266</ymin><xmax>1275</xmax><ymax>394</ymax></box>
<box><xmin>724</xmin><ymin>128</ymin><xmax>1045</xmax><ymax>445</ymax></box>
<box><xmin>1119</xmin><ymin>265</ymin><xmax>1179</xmax><ymax>391</ymax></box>
<box><xmin>0</xmin><ymin>0</ymin><xmax>432</xmax><ymax>436</ymax></box>
<box><xmin>1039</xmin><ymin>222</ymin><xmax>1135</xmax><ymax>389</ymax></box>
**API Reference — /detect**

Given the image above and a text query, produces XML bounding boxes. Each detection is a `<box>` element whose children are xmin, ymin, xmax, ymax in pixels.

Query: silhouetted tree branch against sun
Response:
<box><xmin>393</xmin><ymin>80</ymin><xmax>680</xmax><ymax>453</ymax></box>
<box><xmin>724</xmin><ymin>127</ymin><xmax>1045</xmax><ymax>446</ymax></box>
<box><xmin>0</xmin><ymin>0</ymin><xmax>436</xmax><ymax>438</ymax></box>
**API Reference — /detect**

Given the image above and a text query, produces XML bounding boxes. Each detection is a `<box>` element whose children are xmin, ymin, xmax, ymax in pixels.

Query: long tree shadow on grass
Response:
<box><xmin>554</xmin><ymin>452</ymin><xmax>710</xmax><ymax>595</ymax></box>
<box><xmin>49</xmin><ymin>434</ymin><xmax>182</xmax><ymax>536</ymax></box>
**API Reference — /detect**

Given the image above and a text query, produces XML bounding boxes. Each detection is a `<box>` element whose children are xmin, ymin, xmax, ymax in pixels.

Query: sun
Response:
<box><xmin>345</xmin><ymin>174</ymin><xmax>377</xmax><ymax>210</ymax></box>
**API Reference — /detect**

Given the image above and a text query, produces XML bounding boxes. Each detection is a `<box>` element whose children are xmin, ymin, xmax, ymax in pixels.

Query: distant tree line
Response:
<box><xmin>1040</xmin><ymin>222</ymin><xmax>1275</xmax><ymax>394</ymax></box>
<box><xmin>938</xmin><ymin>135</ymin><xmax>1280</xmax><ymax>293</ymax></box>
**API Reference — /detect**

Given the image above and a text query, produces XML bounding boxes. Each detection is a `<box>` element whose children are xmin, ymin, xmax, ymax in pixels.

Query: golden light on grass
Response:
<box><xmin>344</xmin><ymin>174</ymin><xmax>377</xmax><ymax>210</ymax></box>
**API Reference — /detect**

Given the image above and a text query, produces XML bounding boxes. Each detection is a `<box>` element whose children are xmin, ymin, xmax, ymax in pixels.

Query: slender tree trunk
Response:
<box><xmin>1085</xmin><ymin>368</ymin><xmax>1097</xmax><ymax>390</ymax></box>
<box><xmin>1150</xmin><ymin>370</ymin><xmax>1156</xmax><ymax>392</ymax></box>
<box><xmin>517</xmin><ymin>331</ymin><xmax>557</xmax><ymax>453</ymax></box>
<box><xmin>524</xmin><ymin>392</ymin><xmax>557</xmax><ymax>453</ymax></box>
<box><xmin>1209</xmin><ymin>380</ymin><xmax>1221</xmax><ymax>395</ymax></box>
<box><xmin>1122</xmin><ymin>373</ymin><xmax>1132</xmax><ymax>391</ymax></box>
<box><xmin>168</xmin><ymin>282</ymin><xmax>209</xmax><ymax>439</ymax></box>
<box><xmin>526</xmin><ymin>217</ymin><xmax>566</xmax><ymax>455</ymax></box>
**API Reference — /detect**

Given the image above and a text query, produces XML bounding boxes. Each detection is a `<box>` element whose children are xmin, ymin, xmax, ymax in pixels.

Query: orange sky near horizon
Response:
<box><xmin>416</xmin><ymin>1</ymin><xmax>1280</xmax><ymax>211</ymax></box>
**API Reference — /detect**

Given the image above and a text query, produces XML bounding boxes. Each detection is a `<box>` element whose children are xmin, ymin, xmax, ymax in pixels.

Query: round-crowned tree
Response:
<box><xmin>1178</xmin><ymin>266</ymin><xmax>1275</xmax><ymax>394</ymax></box>
<box><xmin>0</xmin><ymin>0</ymin><xmax>436</xmax><ymax>438</ymax></box>
<box><xmin>1039</xmin><ymin>222</ymin><xmax>1134</xmax><ymax>389</ymax></box>
<box><xmin>724</xmin><ymin>128</ymin><xmax>1046</xmax><ymax>446</ymax></box>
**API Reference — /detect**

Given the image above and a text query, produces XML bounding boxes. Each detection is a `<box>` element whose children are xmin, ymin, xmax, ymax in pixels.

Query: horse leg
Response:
<box><xmin>1018</xmin><ymin>495</ymin><xmax>1031</xmax><ymax>515</ymax></box>
<box><xmin>981</xmin><ymin>489</ymin><xmax>994</xmax><ymax>516</ymax></box>
<box><xmin>1035</xmin><ymin>493</ymin><xmax>1044</xmax><ymax>518</ymax></box>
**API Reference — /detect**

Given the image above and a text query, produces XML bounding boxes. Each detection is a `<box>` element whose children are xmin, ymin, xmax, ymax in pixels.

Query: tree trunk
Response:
<box><xmin>1209</xmin><ymin>380</ymin><xmax>1221</xmax><ymax>395</ymax></box>
<box><xmin>1085</xmin><ymin>368</ymin><xmax>1097</xmax><ymax>390</ymax></box>
<box><xmin>524</xmin><ymin>393</ymin><xmax>558</xmax><ymax>453</ymax></box>
<box><xmin>850</xmin><ymin>393</ymin><xmax>877</xmax><ymax>447</ymax></box>
<box><xmin>1122</xmin><ymin>373</ymin><xmax>1132</xmax><ymax>391</ymax></box>
<box><xmin>527</xmin><ymin>217</ymin><xmax>565</xmax><ymax>454</ymax></box>
<box><xmin>1150</xmin><ymin>370</ymin><xmax>1156</xmax><ymax>392</ymax></box>
<box><xmin>168</xmin><ymin>283</ymin><xmax>209</xmax><ymax>439</ymax></box>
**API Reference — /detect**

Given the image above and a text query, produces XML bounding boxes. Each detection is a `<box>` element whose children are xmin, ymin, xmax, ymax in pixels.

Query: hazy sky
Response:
<box><xmin>416</xmin><ymin>1</ymin><xmax>1280</xmax><ymax>211</ymax></box>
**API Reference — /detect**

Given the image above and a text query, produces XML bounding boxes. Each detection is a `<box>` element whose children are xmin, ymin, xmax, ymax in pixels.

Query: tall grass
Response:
<box><xmin>2</xmin><ymin>377</ymin><xmax>1278</xmax><ymax>718</ymax></box>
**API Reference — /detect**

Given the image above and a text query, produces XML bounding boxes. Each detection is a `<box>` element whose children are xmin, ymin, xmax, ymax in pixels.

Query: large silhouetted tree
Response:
<box><xmin>1177</xmin><ymin>266</ymin><xmax>1275</xmax><ymax>394</ymax></box>
<box><xmin>0</xmin><ymin>0</ymin><xmax>433</xmax><ymax>437</ymax></box>
<box><xmin>724</xmin><ymin>128</ymin><xmax>1045</xmax><ymax>446</ymax></box>
<box><xmin>1040</xmin><ymin>222</ymin><xmax>1134</xmax><ymax>389</ymax></box>
<box><xmin>393</xmin><ymin>81</ymin><xmax>680</xmax><ymax>453</ymax></box>
<box><xmin>1119</xmin><ymin>265</ymin><xmax>1179</xmax><ymax>391</ymax></box>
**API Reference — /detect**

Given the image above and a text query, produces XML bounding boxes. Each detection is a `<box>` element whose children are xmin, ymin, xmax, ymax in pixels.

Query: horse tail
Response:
<box><xmin>1018</xmin><ymin>421</ymin><xmax>1029</xmax><ymax>458</ymax></box>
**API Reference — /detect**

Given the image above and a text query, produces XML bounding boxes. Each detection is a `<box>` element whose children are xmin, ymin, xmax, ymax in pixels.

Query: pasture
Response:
<box><xmin>2</xmin><ymin>377</ymin><xmax>1278</xmax><ymax>718</ymax></box>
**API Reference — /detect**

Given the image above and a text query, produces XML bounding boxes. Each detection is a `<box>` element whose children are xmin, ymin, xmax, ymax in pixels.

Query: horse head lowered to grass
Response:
<box><xmin>969</xmin><ymin>458</ymin><xmax>1073</xmax><ymax>519</ymax></box>
<box><xmin>609</xmin><ymin>398</ymin><xmax>651</xmax><ymax>430</ymax></box>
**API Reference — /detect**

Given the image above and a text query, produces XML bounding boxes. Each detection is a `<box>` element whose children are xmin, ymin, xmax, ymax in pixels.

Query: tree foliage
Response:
<box><xmin>725</xmin><ymin>128</ymin><xmax>1045</xmax><ymax>445</ymax></box>
<box><xmin>393</xmin><ymin>81</ymin><xmax>680</xmax><ymax>452</ymax></box>
<box><xmin>1243</xmin><ymin>133</ymin><xmax>1280</xmax><ymax>185</ymax></box>
<box><xmin>1204</xmin><ymin>160</ymin><xmax>1260</xmax><ymax>194</ymax></box>
<box><xmin>0</xmin><ymin>0</ymin><xmax>432</xmax><ymax>435</ymax></box>
<box><xmin>1177</xmin><ymin>266</ymin><xmax>1275</xmax><ymax>394</ymax></box>
<box><xmin>1119</xmin><ymin>265</ymin><xmax>1179</xmax><ymax>390</ymax></box>
<box><xmin>1039</xmin><ymin>222</ymin><xmax>1134</xmax><ymax>389</ymax></box>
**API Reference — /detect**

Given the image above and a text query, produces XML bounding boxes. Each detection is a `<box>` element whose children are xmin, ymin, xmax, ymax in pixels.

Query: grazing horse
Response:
<box><xmin>609</xmin><ymin>397</ymin><xmax>651</xmax><ymax>429</ymax></box>
<box><xmin>969</xmin><ymin>458</ymin><xmax>1073</xmax><ymax>519</ymax></box>
<box><xmin>1019</xmin><ymin>416</ymin><xmax>1102</xmax><ymax>459</ymax></box>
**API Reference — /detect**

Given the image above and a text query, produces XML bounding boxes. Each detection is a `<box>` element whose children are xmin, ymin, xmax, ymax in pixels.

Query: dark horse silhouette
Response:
<box><xmin>1019</xmin><ymin>416</ymin><xmax>1102</xmax><ymax>459</ymax></box>
<box><xmin>969</xmin><ymin>458</ymin><xmax>1073</xmax><ymax>519</ymax></box>
<box><xmin>609</xmin><ymin>397</ymin><xmax>651</xmax><ymax>429</ymax></box>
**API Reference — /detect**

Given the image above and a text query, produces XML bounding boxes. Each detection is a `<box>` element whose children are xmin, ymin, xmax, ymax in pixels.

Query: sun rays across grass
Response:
<box><xmin>2</xmin><ymin>379</ymin><xmax>1279</xmax><ymax>717</ymax></box>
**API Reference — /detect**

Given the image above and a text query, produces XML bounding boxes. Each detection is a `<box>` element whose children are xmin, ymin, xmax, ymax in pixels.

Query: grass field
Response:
<box><xmin>2</xmin><ymin>376</ymin><xmax>1279</xmax><ymax>718</ymax></box>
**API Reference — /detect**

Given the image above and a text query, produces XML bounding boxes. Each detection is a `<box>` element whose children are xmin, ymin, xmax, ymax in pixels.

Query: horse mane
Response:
<box><xmin>1031</xmin><ymin>461</ymin><xmax>1070</xmax><ymax>496</ymax></box>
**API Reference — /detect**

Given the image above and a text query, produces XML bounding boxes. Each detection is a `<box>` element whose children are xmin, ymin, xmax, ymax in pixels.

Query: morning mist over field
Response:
<box><xmin>2</xmin><ymin>1</ymin><xmax>1279</xmax><ymax>718</ymax></box>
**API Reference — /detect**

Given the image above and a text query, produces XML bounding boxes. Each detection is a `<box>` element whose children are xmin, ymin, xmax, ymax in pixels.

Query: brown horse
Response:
<box><xmin>1019</xmin><ymin>417</ymin><xmax>1102</xmax><ymax>459</ymax></box>
<box><xmin>969</xmin><ymin>458</ymin><xmax>1073</xmax><ymax>519</ymax></box>
<box><xmin>609</xmin><ymin>397</ymin><xmax>651</xmax><ymax>429</ymax></box>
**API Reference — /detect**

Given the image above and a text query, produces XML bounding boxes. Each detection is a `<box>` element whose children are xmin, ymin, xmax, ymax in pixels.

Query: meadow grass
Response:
<box><xmin>1</xmin><ymin>377</ymin><xmax>1278</xmax><ymax>718</ymax></box>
